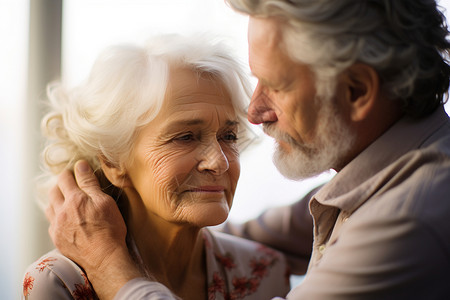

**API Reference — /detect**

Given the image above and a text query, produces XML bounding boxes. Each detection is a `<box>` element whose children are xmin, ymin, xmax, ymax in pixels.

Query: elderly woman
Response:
<box><xmin>22</xmin><ymin>35</ymin><xmax>290</xmax><ymax>300</ymax></box>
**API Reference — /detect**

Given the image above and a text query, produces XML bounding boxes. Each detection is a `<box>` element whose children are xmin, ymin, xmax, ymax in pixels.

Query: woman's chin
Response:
<box><xmin>190</xmin><ymin>202</ymin><xmax>230</xmax><ymax>227</ymax></box>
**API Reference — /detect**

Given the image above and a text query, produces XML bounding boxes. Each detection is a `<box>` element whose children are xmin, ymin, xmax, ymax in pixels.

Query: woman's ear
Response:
<box><xmin>98</xmin><ymin>156</ymin><xmax>133</xmax><ymax>188</ymax></box>
<box><xmin>343</xmin><ymin>63</ymin><xmax>380</xmax><ymax>122</ymax></box>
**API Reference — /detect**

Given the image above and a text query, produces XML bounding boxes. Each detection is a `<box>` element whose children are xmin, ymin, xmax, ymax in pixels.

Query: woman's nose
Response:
<box><xmin>247</xmin><ymin>83</ymin><xmax>278</xmax><ymax>124</ymax></box>
<box><xmin>197</xmin><ymin>141</ymin><xmax>230</xmax><ymax>175</ymax></box>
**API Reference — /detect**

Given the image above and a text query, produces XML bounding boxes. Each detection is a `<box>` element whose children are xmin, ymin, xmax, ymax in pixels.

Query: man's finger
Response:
<box><xmin>74</xmin><ymin>160</ymin><xmax>103</xmax><ymax>195</ymax></box>
<box><xmin>57</xmin><ymin>169</ymin><xmax>82</xmax><ymax>202</ymax></box>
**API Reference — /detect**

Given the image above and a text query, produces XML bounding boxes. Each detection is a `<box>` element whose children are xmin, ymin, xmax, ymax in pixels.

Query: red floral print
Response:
<box><xmin>73</xmin><ymin>283</ymin><xmax>94</xmax><ymax>300</ymax></box>
<box><xmin>215</xmin><ymin>252</ymin><xmax>236</xmax><ymax>270</ymax></box>
<box><xmin>72</xmin><ymin>272</ymin><xmax>95</xmax><ymax>300</ymax></box>
<box><xmin>208</xmin><ymin>272</ymin><xmax>225</xmax><ymax>300</ymax></box>
<box><xmin>248</xmin><ymin>278</ymin><xmax>259</xmax><ymax>293</ymax></box>
<box><xmin>250</xmin><ymin>257</ymin><xmax>270</xmax><ymax>278</ymax></box>
<box><xmin>207</xmin><ymin>240</ymin><xmax>288</xmax><ymax>299</ymax></box>
<box><xmin>36</xmin><ymin>257</ymin><xmax>57</xmax><ymax>272</ymax></box>
<box><xmin>23</xmin><ymin>272</ymin><xmax>35</xmax><ymax>298</ymax></box>
<box><xmin>233</xmin><ymin>277</ymin><xmax>248</xmax><ymax>295</ymax></box>
<box><xmin>205</xmin><ymin>230</ymin><xmax>290</xmax><ymax>299</ymax></box>
<box><xmin>230</xmin><ymin>276</ymin><xmax>260</xmax><ymax>299</ymax></box>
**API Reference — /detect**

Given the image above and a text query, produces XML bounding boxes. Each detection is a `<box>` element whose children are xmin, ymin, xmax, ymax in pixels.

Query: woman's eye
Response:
<box><xmin>175</xmin><ymin>133</ymin><xmax>194</xmax><ymax>141</ymax></box>
<box><xmin>221</xmin><ymin>131</ymin><xmax>238</xmax><ymax>142</ymax></box>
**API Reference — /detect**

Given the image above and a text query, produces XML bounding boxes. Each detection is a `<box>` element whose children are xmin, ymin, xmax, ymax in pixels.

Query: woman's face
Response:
<box><xmin>124</xmin><ymin>68</ymin><xmax>240</xmax><ymax>228</ymax></box>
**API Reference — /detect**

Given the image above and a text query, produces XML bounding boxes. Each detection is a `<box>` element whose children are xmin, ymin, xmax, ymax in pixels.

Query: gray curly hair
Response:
<box><xmin>226</xmin><ymin>0</ymin><xmax>450</xmax><ymax>117</ymax></box>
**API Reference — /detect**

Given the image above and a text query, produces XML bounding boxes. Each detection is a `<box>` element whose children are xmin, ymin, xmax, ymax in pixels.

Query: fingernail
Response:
<box><xmin>76</xmin><ymin>160</ymin><xmax>90</xmax><ymax>173</ymax></box>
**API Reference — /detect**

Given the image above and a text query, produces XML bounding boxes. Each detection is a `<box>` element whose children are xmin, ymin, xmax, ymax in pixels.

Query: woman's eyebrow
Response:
<box><xmin>162</xmin><ymin>119</ymin><xmax>239</xmax><ymax>132</ymax></box>
<box><xmin>225</xmin><ymin>120</ymin><xmax>239</xmax><ymax>127</ymax></box>
<box><xmin>161</xmin><ymin>119</ymin><xmax>204</xmax><ymax>132</ymax></box>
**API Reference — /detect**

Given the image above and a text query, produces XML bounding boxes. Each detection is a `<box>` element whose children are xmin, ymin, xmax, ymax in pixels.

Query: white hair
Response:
<box><xmin>226</xmin><ymin>0</ymin><xmax>450</xmax><ymax>117</ymax></box>
<box><xmin>39</xmin><ymin>34</ymin><xmax>252</xmax><ymax>203</ymax></box>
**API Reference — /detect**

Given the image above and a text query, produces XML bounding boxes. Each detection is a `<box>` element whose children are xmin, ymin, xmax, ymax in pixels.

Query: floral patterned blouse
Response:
<box><xmin>22</xmin><ymin>229</ymin><xmax>290</xmax><ymax>300</ymax></box>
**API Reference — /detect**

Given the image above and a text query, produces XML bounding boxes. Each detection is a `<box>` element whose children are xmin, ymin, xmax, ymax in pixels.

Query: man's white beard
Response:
<box><xmin>263</xmin><ymin>100</ymin><xmax>355</xmax><ymax>180</ymax></box>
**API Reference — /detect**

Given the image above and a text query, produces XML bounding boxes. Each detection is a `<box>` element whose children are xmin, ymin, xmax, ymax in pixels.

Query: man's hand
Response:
<box><xmin>46</xmin><ymin>160</ymin><xmax>142</xmax><ymax>299</ymax></box>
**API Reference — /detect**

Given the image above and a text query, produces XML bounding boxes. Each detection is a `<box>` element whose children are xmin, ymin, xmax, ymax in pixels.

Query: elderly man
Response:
<box><xmin>46</xmin><ymin>0</ymin><xmax>450</xmax><ymax>299</ymax></box>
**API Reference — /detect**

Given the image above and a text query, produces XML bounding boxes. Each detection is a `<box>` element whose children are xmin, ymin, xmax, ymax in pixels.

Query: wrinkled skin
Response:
<box><xmin>46</xmin><ymin>161</ymin><xmax>136</xmax><ymax>299</ymax></box>
<box><xmin>46</xmin><ymin>68</ymin><xmax>241</xmax><ymax>300</ymax></box>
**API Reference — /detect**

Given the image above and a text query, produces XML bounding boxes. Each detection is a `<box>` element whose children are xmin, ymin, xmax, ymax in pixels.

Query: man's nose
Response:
<box><xmin>197</xmin><ymin>141</ymin><xmax>230</xmax><ymax>175</ymax></box>
<box><xmin>247</xmin><ymin>83</ymin><xmax>278</xmax><ymax>124</ymax></box>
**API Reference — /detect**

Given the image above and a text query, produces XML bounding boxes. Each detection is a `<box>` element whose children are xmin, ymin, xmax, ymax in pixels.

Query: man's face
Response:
<box><xmin>247</xmin><ymin>17</ymin><xmax>355</xmax><ymax>179</ymax></box>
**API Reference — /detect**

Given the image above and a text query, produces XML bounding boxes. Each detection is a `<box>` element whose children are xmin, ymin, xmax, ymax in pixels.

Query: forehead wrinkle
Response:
<box><xmin>211</xmin><ymin>102</ymin><xmax>239</xmax><ymax>124</ymax></box>
<box><xmin>167</xmin><ymin>75</ymin><xmax>228</xmax><ymax>104</ymax></box>
<box><xmin>160</xmin><ymin>116</ymin><xmax>239</xmax><ymax>133</ymax></box>
<box><xmin>249</xmin><ymin>18</ymin><xmax>288</xmax><ymax>86</ymax></box>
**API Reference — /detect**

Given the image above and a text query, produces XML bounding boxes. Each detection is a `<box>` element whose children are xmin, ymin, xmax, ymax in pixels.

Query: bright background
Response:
<box><xmin>2</xmin><ymin>0</ymin><xmax>450</xmax><ymax>299</ymax></box>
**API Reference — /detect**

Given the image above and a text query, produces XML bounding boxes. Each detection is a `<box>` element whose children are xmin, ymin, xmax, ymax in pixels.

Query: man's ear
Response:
<box><xmin>98</xmin><ymin>156</ymin><xmax>133</xmax><ymax>188</ymax></box>
<box><xmin>343</xmin><ymin>63</ymin><xmax>380</xmax><ymax>122</ymax></box>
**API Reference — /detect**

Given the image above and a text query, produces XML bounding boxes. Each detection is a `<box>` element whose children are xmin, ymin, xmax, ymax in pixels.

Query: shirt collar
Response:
<box><xmin>313</xmin><ymin>106</ymin><xmax>449</xmax><ymax>213</ymax></box>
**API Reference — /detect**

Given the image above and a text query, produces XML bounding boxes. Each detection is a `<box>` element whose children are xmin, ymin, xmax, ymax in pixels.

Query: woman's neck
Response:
<box><xmin>125</xmin><ymin>198</ymin><xmax>207</xmax><ymax>299</ymax></box>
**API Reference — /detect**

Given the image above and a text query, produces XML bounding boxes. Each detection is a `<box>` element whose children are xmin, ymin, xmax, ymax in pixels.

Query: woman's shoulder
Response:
<box><xmin>203</xmin><ymin>228</ymin><xmax>290</xmax><ymax>299</ymax></box>
<box><xmin>22</xmin><ymin>249</ymin><xmax>97</xmax><ymax>300</ymax></box>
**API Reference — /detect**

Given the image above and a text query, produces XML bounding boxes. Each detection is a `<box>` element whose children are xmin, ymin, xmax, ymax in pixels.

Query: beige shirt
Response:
<box><xmin>114</xmin><ymin>106</ymin><xmax>450</xmax><ymax>299</ymax></box>
<box><xmin>228</xmin><ymin>106</ymin><xmax>450</xmax><ymax>299</ymax></box>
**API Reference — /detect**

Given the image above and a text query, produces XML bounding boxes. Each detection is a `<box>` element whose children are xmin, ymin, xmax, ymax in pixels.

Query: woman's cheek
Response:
<box><xmin>223</xmin><ymin>147</ymin><xmax>240</xmax><ymax>209</ymax></box>
<box><xmin>150</xmin><ymin>148</ymin><xmax>198</xmax><ymax>194</ymax></box>
<box><xmin>225</xmin><ymin>145</ymin><xmax>240</xmax><ymax>182</ymax></box>
<box><xmin>135</xmin><ymin>149</ymin><xmax>190</xmax><ymax>218</ymax></box>
<box><xmin>230</xmin><ymin>158</ymin><xmax>240</xmax><ymax>183</ymax></box>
